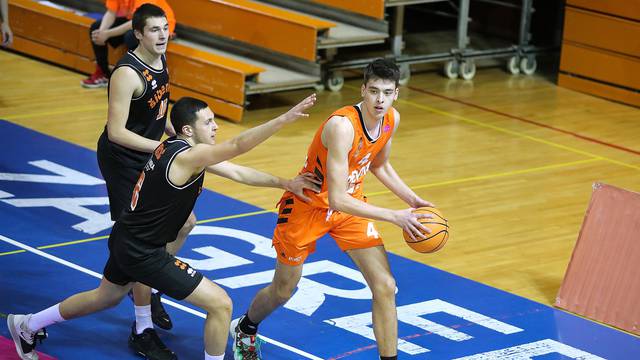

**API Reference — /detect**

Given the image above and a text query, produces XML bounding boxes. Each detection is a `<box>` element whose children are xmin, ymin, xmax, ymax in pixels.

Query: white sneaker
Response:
<box><xmin>7</xmin><ymin>314</ymin><xmax>40</xmax><ymax>360</ymax></box>
<box><xmin>230</xmin><ymin>317</ymin><xmax>263</xmax><ymax>360</ymax></box>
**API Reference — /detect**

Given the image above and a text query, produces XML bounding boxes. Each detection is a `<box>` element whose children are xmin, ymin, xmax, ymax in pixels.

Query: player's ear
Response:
<box><xmin>361</xmin><ymin>84</ymin><xmax>366</xmax><ymax>97</ymax></box>
<box><xmin>182</xmin><ymin>125</ymin><xmax>193</xmax><ymax>137</ymax></box>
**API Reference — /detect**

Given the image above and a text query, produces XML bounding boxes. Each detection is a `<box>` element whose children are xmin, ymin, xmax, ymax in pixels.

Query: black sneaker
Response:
<box><xmin>150</xmin><ymin>292</ymin><xmax>173</xmax><ymax>330</ymax></box>
<box><xmin>128</xmin><ymin>322</ymin><xmax>177</xmax><ymax>360</ymax></box>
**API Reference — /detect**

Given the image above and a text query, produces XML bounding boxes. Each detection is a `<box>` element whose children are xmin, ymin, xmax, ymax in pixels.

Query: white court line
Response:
<box><xmin>0</xmin><ymin>234</ymin><xmax>323</xmax><ymax>360</ymax></box>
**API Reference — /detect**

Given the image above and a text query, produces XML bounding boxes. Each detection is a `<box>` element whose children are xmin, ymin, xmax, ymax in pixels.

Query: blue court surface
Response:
<box><xmin>0</xmin><ymin>119</ymin><xmax>638</xmax><ymax>359</ymax></box>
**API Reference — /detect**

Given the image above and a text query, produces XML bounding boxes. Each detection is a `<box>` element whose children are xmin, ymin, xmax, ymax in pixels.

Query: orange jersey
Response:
<box><xmin>105</xmin><ymin>0</ymin><xmax>176</xmax><ymax>34</ymax></box>
<box><xmin>295</xmin><ymin>105</ymin><xmax>396</xmax><ymax>209</ymax></box>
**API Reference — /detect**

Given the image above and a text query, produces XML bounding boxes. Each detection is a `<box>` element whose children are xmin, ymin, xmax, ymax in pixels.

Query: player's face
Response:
<box><xmin>137</xmin><ymin>17</ymin><xmax>169</xmax><ymax>55</ymax></box>
<box><xmin>191</xmin><ymin>107</ymin><xmax>219</xmax><ymax>145</ymax></box>
<box><xmin>361</xmin><ymin>78</ymin><xmax>398</xmax><ymax>120</ymax></box>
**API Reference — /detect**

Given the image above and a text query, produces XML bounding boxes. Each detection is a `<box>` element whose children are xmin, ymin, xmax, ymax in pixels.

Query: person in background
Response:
<box><xmin>1</xmin><ymin>0</ymin><xmax>13</xmax><ymax>47</ymax></box>
<box><xmin>81</xmin><ymin>0</ymin><xmax>175</xmax><ymax>88</ymax></box>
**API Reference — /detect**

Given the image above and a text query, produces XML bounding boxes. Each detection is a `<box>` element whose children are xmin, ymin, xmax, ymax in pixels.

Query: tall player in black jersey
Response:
<box><xmin>95</xmin><ymin>4</ymin><xmax>181</xmax><ymax>355</ymax></box>
<box><xmin>6</xmin><ymin>93</ymin><xmax>317</xmax><ymax>360</ymax></box>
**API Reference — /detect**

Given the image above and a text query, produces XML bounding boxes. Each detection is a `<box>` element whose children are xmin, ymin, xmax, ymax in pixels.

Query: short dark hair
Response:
<box><xmin>132</xmin><ymin>4</ymin><xmax>166</xmax><ymax>34</ymax></box>
<box><xmin>363</xmin><ymin>58</ymin><xmax>400</xmax><ymax>87</ymax></box>
<box><xmin>170</xmin><ymin>97</ymin><xmax>209</xmax><ymax>135</ymax></box>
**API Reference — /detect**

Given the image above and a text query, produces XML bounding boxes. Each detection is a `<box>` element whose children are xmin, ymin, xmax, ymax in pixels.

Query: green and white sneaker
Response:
<box><xmin>229</xmin><ymin>317</ymin><xmax>264</xmax><ymax>360</ymax></box>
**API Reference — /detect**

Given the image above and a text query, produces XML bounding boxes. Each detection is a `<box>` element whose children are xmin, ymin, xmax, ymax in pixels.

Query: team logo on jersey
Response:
<box><xmin>383</xmin><ymin>124</ymin><xmax>391</xmax><ymax>133</ymax></box>
<box><xmin>353</xmin><ymin>138</ymin><xmax>364</xmax><ymax>158</ymax></box>
<box><xmin>142</xmin><ymin>69</ymin><xmax>153</xmax><ymax>82</ymax></box>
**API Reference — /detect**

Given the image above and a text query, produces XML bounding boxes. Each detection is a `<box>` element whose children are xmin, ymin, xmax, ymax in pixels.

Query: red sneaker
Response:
<box><xmin>81</xmin><ymin>68</ymin><xmax>108</xmax><ymax>88</ymax></box>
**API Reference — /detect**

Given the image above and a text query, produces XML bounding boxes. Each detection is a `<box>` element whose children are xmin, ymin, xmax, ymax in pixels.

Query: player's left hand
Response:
<box><xmin>411</xmin><ymin>197</ymin><xmax>435</xmax><ymax>209</ymax></box>
<box><xmin>286</xmin><ymin>172</ymin><xmax>322</xmax><ymax>203</ymax></box>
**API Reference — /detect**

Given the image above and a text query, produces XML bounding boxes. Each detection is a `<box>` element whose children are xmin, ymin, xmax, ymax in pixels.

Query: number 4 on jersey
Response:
<box><xmin>367</xmin><ymin>222</ymin><xmax>379</xmax><ymax>238</ymax></box>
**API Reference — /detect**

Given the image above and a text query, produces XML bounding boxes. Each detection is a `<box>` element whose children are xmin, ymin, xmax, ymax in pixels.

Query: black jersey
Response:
<box><xmin>98</xmin><ymin>50</ymin><xmax>170</xmax><ymax>168</ymax></box>
<box><xmin>119</xmin><ymin>137</ymin><xmax>203</xmax><ymax>247</ymax></box>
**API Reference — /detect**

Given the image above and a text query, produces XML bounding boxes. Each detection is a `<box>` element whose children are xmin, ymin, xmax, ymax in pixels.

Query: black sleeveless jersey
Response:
<box><xmin>99</xmin><ymin>51</ymin><xmax>170</xmax><ymax>168</ymax></box>
<box><xmin>119</xmin><ymin>137</ymin><xmax>203</xmax><ymax>246</ymax></box>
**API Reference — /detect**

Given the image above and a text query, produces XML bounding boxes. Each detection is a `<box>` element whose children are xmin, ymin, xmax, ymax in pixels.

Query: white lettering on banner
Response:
<box><xmin>1</xmin><ymin>197</ymin><xmax>112</xmax><ymax>234</ymax></box>
<box><xmin>217</xmin><ymin>260</ymin><xmax>379</xmax><ymax>316</ymax></box>
<box><xmin>0</xmin><ymin>160</ymin><xmax>105</xmax><ymax>185</ymax></box>
<box><xmin>326</xmin><ymin>299</ymin><xmax>523</xmax><ymax>355</ymax></box>
<box><xmin>326</xmin><ymin>311</ymin><xmax>430</xmax><ymax>355</ymax></box>
<box><xmin>177</xmin><ymin>226</ymin><xmax>279</xmax><ymax>270</ymax></box>
<box><xmin>190</xmin><ymin>226</ymin><xmax>276</xmax><ymax>258</ymax></box>
<box><xmin>452</xmin><ymin>339</ymin><xmax>606</xmax><ymax>360</ymax></box>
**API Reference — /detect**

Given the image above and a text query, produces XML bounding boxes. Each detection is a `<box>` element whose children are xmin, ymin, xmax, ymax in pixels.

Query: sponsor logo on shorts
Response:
<box><xmin>279</xmin><ymin>251</ymin><xmax>302</xmax><ymax>263</ymax></box>
<box><xmin>175</xmin><ymin>259</ymin><xmax>196</xmax><ymax>277</ymax></box>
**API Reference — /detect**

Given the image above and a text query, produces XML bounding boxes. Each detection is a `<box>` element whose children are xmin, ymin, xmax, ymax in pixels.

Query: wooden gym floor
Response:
<box><xmin>1</xmin><ymin>48</ymin><xmax>639</xmax><ymax>308</ymax></box>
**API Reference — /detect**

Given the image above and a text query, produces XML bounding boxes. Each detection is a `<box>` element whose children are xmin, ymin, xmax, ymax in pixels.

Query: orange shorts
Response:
<box><xmin>272</xmin><ymin>195</ymin><xmax>384</xmax><ymax>266</ymax></box>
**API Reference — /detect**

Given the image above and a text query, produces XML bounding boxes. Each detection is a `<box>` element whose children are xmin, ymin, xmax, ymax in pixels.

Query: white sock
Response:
<box><xmin>204</xmin><ymin>350</ymin><xmax>224</xmax><ymax>360</ymax></box>
<box><xmin>134</xmin><ymin>305</ymin><xmax>153</xmax><ymax>334</ymax></box>
<box><xmin>28</xmin><ymin>304</ymin><xmax>64</xmax><ymax>332</ymax></box>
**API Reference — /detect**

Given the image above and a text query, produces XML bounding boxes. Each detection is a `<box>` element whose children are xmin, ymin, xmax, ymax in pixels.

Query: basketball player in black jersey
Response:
<box><xmin>94</xmin><ymin>4</ymin><xmax>181</xmax><ymax>356</ymax></box>
<box><xmin>6</xmin><ymin>93</ymin><xmax>317</xmax><ymax>360</ymax></box>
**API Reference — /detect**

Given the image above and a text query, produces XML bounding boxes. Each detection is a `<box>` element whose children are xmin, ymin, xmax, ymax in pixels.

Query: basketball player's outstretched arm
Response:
<box><xmin>106</xmin><ymin>67</ymin><xmax>164</xmax><ymax>153</ymax></box>
<box><xmin>206</xmin><ymin>162</ymin><xmax>321</xmax><ymax>203</ymax></box>
<box><xmin>177</xmin><ymin>93</ymin><xmax>316</xmax><ymax>170</ymax></box>
<box><xmin>369</xmin><ymin>110</ymin><xmax>434</xmax><ymax>209</ymax></box>
<box><xmin>324</xmin><ymin>116</ymin><xmax>430</xmax><ymax>240</ymax></box>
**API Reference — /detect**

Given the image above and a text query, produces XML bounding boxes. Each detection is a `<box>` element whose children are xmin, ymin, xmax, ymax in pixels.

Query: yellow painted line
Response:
<box><xmin>366</xmin><ymin>158</ymin><xmax>601</xmax><ymax>197</ymax></box>
<box><xmin>0</xmin><ymin>158</ymin><xmax>601</xmax><ymax>257</ymax></box>
<box><xmin>0</xmin><ymin>210</ymin><xmax>278</xmax><ymax>257</ymax></box>
<box><xmin>195</xmin><ymin>209</ymin><xmax>276</xmax><ymax>224</ymax></box>
<box><xmin>1</xmin><ymin>105</ymin><xmax>106</xmax><ymax>121</ymax></box>
<box><xmin>0</xmin><ymin>235</ymin><xmax>109</xmax><ymax>256</ymax></box>
<box><xmin>0</xmin><ymin>249</ymin><xmax>25</xmax><ymax>256</ymax></box>
<box><xmin>38</xmin><ymin>235</ymin><xmax>109</xmax><ymax>249</ymax></box>
<box><xmin>398</xmin><ymin>98</ymin><xmax>640</xmax><ymax>171</ymax></box>
<box><xmin>344</xmin><ymin>84</ymin><xmax>640</xmax><ymax>171</ymax></box>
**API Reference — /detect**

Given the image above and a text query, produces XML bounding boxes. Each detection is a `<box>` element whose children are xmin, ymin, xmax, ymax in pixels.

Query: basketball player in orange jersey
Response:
<box><xmin>231</xmin><ymin>58</ymin><xmax>434</xmax><ymax>360</ymax></box>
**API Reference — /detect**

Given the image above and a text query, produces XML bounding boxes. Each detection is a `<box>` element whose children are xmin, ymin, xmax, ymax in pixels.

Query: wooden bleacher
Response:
<box><xmin>310</xmin><ymin>0</ymin><xmax>384</xmax><ymax>20</ymax></box>
<box><xmin>166</xmin><ymin>0</ymin><xmax>335</xmax><ymax>62</ymax></box>
<box><xmin>558</xmin><ymin>0</ymin><xmax>640</xmax><ymax>107</ymax></box>
<box><xmin>7</xmin><ymin>0</ymin><xmax>394</xmax><ymax>120</ymax></box>
<box><xmin>7</xmin><ymin>0</ymin><xmax>265</xmax><ymax>122</ymax></box>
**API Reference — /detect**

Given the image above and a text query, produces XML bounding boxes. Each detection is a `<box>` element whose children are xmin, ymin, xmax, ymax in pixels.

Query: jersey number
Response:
<box><xmin>130</xmin><ymin>171</ymin><xmax>146</xmax><ymax>211</ymax></box>
<box><xmin>156</xmin><ymin>98</ymin><xmax>168</xmax><ymax>120</ymax></box>
<box><xmin>367</xmin><ymin>222</ymin><xmax>379</xmax><ymax>239</ymax></box>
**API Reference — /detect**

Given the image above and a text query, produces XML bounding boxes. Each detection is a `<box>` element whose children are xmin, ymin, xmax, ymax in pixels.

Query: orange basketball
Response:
<box><xmin>403</xmin><ymin>207</ymin><xmax>449</xmax><ymax>253</ymax></box>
